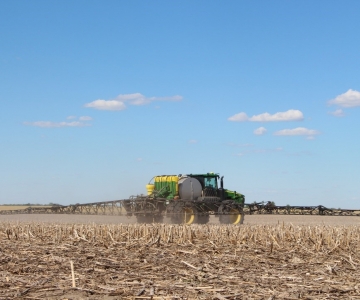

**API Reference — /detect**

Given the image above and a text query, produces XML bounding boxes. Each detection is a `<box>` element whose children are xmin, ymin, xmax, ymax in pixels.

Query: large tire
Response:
<box><xmin>171</xmin><ymin>205</ymin><xmax>197</xmax><ymax>225</ymax></box>
<box><xmin>218</xmin><ymin>205</ymin><xmax>244</xmax><ymax>225</ymax></box>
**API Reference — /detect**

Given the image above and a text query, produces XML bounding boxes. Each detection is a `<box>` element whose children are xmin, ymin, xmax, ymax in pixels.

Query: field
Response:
<box><xmin>0</xmin><ymin>206</ymin><xmax>51</xmax><ymax>211</ymax></box>
<box><xmin>1</xmin><ymin>215</ymin><xmax>360</xmax><ymax>299</ymax></box>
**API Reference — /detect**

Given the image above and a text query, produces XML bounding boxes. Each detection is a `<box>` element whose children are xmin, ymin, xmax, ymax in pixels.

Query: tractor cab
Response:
<box><xmin>187</xmin><ymin>173</ymin><xmax>222</xmax><ymax>198</ymax></box>
<box><xmin>188</xmin><ymin>173</ymin><xmax>219</xmax><ymax>189</ymax></box>
<box><xmin>188</xmin><ymin>173</ymin><xmax>244</xmax><ymax>205</ymax></box>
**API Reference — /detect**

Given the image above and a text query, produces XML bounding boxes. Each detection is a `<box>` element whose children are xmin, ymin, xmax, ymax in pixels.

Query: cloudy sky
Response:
<box><xmin>1</xmin><ymin>1</ymin><xmax>359</xmax><ymax>208</ymax></box>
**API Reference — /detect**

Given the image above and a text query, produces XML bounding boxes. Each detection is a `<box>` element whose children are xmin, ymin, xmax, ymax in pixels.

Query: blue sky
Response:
<box><xmin>1</xmin><ymin>1</ymin><xmax>360</xmax><ymax>208</ymax></box>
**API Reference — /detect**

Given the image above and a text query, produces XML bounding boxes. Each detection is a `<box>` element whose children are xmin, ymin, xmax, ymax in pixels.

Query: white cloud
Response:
<box><xmin>228</xmin><ymin>112</ymin><xmax>248</xmax><ymax>122</ymax></box>
<box><xmin>274</xmin><ymin>127</ymin><xmax>320</xmax><ymax>137</ymax></box>
<box><xmin>67</xmin><ymin>116</ymin><xmax>77</xmax><ymax>120</ymax></box>
<box><xmin>328</xmin><ymin>109</ymin><xmax>345</xmax><ymax>117</ymax></box>
<box><xmin>118</xmin><ymin>93</ymin><xmax>182</xmax><ymax>106</ymax></box>
<box><xmin>24</xmin><ymin>121</ymin><xmax>90</xmax><ymax>128</ymax></box>
<box><xmin>250</xmin><ymin>110</ymin><xmax>304</xmax><ymax>122</ymax></box>
<box><xmin>228</xmin><ymin>109</ymin><xmax>304</xmax><ymax>122</ymax></box>
<box><xmin>84</xmin><ymin>100</ymin><xmax>126</xmax><ymax>111</ymax></box>
<box><xmin>328</xmin><ymin>89</ymin><xmax>360</xmax><ymax>107</ymax></box>
<box><xmin>137</xmin><ymin>158</ymin><xmax>143</xmax><ymax>161</ymax></box>
<box><xmin>79</xmin><ymin>116</ymin><xmax>93</xmax><ymax>121</ymax></box>
<box><xmin>254</xmin><ymin>127</ymin><xmax>267</xmax><ymax>135</ymax></box>
<box><xmin>84</xmin><ymin>93</ymin><xmax>182</xmax><ymax>111</ymax></box>
<box><xmin>188</xmin><ymin>139</ymin><xmax>198</xmax><ymax>144</ymax></box>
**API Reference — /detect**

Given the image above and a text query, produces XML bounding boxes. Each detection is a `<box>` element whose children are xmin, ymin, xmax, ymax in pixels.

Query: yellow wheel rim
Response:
<box><xmin>183</xmin><ymin>207</ymin><xmax>195</xmax><ymax>225</ymax></box>
<box><xmin>229</xmin><ymin>208</ymin><xmax>241</xmax><ymax>225</ymax></box>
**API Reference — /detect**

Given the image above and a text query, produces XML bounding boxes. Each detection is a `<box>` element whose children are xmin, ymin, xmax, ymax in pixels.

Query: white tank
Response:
<box><xmin>178</xmin><ymin>176</ymin><xmax>202</xmax><ymax>200</ymax></box>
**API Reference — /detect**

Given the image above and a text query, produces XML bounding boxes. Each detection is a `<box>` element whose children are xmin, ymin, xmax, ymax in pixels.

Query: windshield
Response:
<box><xmin>204</xmin><ymin>177</ymin><xmax>217</xmax><ymax>189</ymax></box>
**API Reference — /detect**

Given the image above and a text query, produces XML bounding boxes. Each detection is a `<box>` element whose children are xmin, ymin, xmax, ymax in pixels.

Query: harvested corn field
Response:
<box><xmin>1</xmin><ymin>222</ymin><xmax>360</xmax><ymax>299</ymax></box>
<box><xmin>1</xmin><ymin>213</ymin><xmax>360</xmax><ymax>225</ymax></box>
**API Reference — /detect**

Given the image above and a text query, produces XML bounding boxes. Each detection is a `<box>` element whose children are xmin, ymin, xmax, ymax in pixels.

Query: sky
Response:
<box><xmin>1</xmin><ymin>1</ymin><xmax>360</xmax><ymax>208</ymax></box>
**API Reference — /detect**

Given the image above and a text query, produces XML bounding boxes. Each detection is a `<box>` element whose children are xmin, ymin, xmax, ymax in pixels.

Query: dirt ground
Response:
<box><xmin>1</xmin><ymin>213</ymin><xmax>360</xmax><ymax>225</ymax></box>
<box><xmin>1</xmin><ymin>215</ymin><xmax>360</xmax><ymax>299</ymax></box>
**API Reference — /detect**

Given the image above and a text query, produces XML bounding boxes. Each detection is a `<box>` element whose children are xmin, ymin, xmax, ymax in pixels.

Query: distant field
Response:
<box><xmin>0</xmin><ymin>205</ymin><xmax>51</xmax><ymax>211</ymax></box>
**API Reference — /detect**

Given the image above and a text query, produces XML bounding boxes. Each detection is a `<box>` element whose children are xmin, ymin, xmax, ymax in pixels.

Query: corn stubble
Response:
<box><xmin>1</xmin><ymin>222</ymin><xmax>360</xmax><ymax>299</ymax></box>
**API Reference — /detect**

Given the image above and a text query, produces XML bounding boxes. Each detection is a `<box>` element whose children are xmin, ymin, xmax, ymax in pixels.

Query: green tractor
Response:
<box><xmin>125</xmin><ymin>172</ymin><xmax>245</xmax><ymax>225</ymax></box>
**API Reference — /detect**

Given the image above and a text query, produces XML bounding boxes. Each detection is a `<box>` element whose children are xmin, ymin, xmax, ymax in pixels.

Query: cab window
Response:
<box><xmin>204</xmin><ymin>177</ymin><xmax>217</xmax><ymax>188</ymax></box>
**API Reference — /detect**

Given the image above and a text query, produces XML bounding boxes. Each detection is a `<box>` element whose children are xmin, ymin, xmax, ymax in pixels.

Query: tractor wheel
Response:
<box><xmin>182</xmin><ymin>206</ymin><xmax>196</xmax><ymax>225</ymax></box>
<box><xmin>171</xmin><ymin>206</ymin><xmax>197</xmax><ymax>225</ymax></box>
<box><xmin>218</xmin><ymin>206</ymin><xmax>244</xmax><ymax>225</ymax></box>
